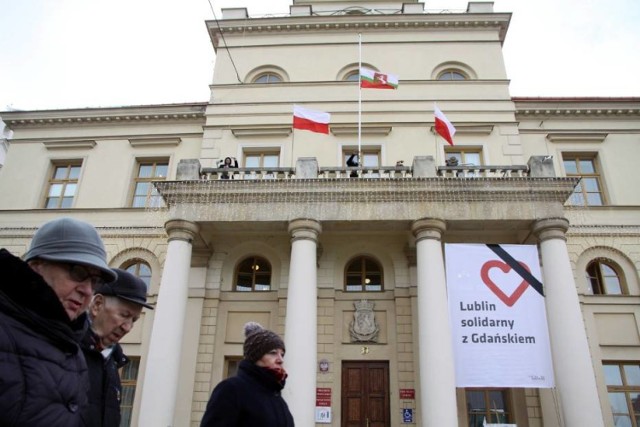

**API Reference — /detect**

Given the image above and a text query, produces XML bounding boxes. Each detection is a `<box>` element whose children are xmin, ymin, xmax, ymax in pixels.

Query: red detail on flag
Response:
<box><xmin>293</xmin><ymin>105</ymin><xmax>330</xmax><ymax>134</ymax></box>
<box><xmin>293</xmin><ymin>116</ymin><xmax>329</xmax><ymax>134</ymax></box>
<box><xmin>434</xmin><ymin>104</ymin><xmax>456</xmax><ymax>146</ymax></box>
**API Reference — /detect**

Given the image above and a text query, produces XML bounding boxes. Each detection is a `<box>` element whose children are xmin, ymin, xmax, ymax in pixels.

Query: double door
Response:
<box><xmin>341</xmin><ymin>361</ymin><xmax>390</xmax><ymax>427</ymax></box>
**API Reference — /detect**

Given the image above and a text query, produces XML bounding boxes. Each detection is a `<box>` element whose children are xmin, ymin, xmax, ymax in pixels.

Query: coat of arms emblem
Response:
<box><xmin>349</xmin><ymin>299</ymin><xmax>380</xmax><ymax>342</ymax></box>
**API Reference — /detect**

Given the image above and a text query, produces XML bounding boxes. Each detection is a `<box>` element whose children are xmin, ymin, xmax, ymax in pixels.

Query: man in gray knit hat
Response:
<box><xmin>0</xmin><ymin>216</ymin><xmax>115</xmax><ymax>426</ymax></box>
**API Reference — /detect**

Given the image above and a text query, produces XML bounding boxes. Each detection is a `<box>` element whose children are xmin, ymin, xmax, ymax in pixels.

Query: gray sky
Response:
<box><xmin>1</xmin><ymin>0</ymin><xmax>639</xmax><ymax>111</ymax></box>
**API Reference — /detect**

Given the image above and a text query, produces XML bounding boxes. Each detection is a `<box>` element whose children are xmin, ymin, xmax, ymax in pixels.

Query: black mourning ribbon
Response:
<box><xmin>486</xmin><ymin>244</ymin><xmax>545</xmax><ymax>297</ymax></box>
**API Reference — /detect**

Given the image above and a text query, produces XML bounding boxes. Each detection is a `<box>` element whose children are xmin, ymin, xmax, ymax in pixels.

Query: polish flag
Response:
<box><xmin>293</xmin><ymin>105</ymin><xmax>330</xmax><ymax>134</ymax></box>
<box><xmin>434</xmin><ymin>103</ymin><xmax>456</xmax><ymax>146</ymax></box>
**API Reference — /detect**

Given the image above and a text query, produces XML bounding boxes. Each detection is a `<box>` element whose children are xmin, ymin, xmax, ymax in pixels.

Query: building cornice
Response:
<box><xmin>207</xmin><ymin>12</ymin><xmax>511</xmax><ymax>47</ymax></box>
<box><xmin>1</xmin><ymin>103</ymin><xmax>207</xmax><ymax>129</ymax></box>
<box><xmin>513</xmin><ymin>98</ymin><xmax>640</xmax><ymax>118</ymax></box>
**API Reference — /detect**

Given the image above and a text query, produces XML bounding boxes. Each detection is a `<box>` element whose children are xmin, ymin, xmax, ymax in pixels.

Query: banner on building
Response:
<box><xmin>445</xmin><ymin>244</ymin><xmax>554</xmax><ymax>388</ymax></box>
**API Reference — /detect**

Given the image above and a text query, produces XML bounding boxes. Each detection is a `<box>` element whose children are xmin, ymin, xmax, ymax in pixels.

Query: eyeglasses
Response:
<box><xmin>65</xmin><ymin>263</ymin><xmax>105</xmax><ymax>288</ymax></box>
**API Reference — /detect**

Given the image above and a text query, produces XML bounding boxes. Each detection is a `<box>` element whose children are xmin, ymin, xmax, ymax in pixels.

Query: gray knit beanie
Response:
<box><xmin>243</xmin><ymin>322</ymin><xmax>285</xmax><ymax>362</ymax></box>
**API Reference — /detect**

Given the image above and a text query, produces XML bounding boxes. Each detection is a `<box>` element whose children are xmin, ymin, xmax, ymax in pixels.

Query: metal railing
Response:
<box><xmin>198</xmin><ymin>165</ymin><xmax>528</xmax><ymax>181</ymax></box>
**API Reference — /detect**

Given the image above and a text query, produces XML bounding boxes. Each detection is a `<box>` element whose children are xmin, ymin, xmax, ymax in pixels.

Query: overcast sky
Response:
<box><xmin>1</xmin><ymin>0</ymin><xmax>639</xmax><ymax>112</ymax></box>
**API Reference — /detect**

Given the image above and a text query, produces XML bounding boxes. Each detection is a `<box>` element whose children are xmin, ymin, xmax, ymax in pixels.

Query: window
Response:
<box><xmin>445</xmin><ymin>149</ymin><xmax>482</xmax><ymax>167</ymax></box>
<box><xmin>345</xmin><ymin>256</ymin><xmax>383</xmax><ymax>292</ymax></box>
<box><xmin>563</xmin><ymin>154</ymin><xmax>604</xmax><ymax>206</ymax></box>
<box><xmin>132</xmin><ymin>161</ymin><xmax>168</xmax><ymax>208</ymax></box>
<box><xmin>253</xmin><ymin>73</ymin><xmax>282</xmax><ymax>83</ymax></box>
<box><xmin>244</xmin><ymin>151</ymin><xmax>279</xmax><ymax>168</ymax></box>
<box><xmin>438</xmin><ymin>70</ymin><xmax>467</xmax><ymax>80</ymax></box>
<box><xmin>235</xmin><ymin>256</ymin><xmax>272</xmax><ymax>291</ymax></box>
<box><xmin>603</xmin><ymin>362</ymin><xmax>640</xmax><ymax>427</ymax></box>
<box><xmin>445</xmin><ymin>149</ymin><xmax>483</xmax><ymax>177</ymax></box>
<box><xmin>45</xmin><ymin>162</ymin><xmax>81</xmax><ymax>208</ymax></box>
<box><xmin>466</xmin><ymin>389</ymin><xmax>512</xmax><ymax>427</ymax></box>
<box><xmin>586</xmin><ymin>259</ymin><xmax>625</xmax><ymax>295</ymax></box>
<box><xmin>124</xmin><ymin>260</ymin><xmax>152</xmax><ymax>290</ymax></box>
<box><xmin>225</xmin><ymin>356</ymin><xmax>242</xmax><ymax>378</ymax></box>
<box><xmin>119</xmin><ymin>356</ymin><xmax>140</xmax><ymax>427</ymax></box>
<box><xmin>345</xmin><ymin>71</ymin><xmax>360</xmax><ymax>81</ymax></box>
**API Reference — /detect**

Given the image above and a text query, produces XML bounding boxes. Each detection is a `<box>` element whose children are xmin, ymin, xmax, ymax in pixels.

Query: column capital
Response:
<box><xmin>288</xmin><ymin>218</ymin><xmax>322</xmax><ymax>243</ymax></box>
<box><xmin>532</xmin><ymin>218</ymin><xmax>569</xmax><ymax>242</ymax></box>
<box><xmin>411</xmin><ymin>218</ymin><xmax>446</xmax><ymax>242</ymax></box>
<box><xmin>164</xmin><ymin>219</ymin><xmax>199</xmax><ymax>243</ymax></box>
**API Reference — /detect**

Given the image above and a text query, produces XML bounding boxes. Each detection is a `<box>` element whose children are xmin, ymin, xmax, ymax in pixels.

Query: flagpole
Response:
<box><xmin>358</xmin><ymin>33</ymin><xmax>362</xmax><ymax>175</ymax></box>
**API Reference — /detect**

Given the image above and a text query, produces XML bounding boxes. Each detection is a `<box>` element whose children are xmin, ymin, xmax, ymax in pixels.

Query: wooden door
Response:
<box><xmin>341</xmin><ymin>361</ymin><xmax>390</xmax><ymax>427</ymax></box>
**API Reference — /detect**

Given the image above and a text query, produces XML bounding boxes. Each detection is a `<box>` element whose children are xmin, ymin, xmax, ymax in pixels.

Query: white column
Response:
<box><xmin>533</xmin><ymin>218</ymin><xmax>605</xmax><ymax>426</ymax></box>
<box><xmin>282</xmin><ymin>218</ymin><xmax>321</xmax><ymax>427</ymax></box>
<box><xmin>411</xmin><ymin>219</ymin><xmax>458</xmax><ymax>426</ymax></box>
<box><xmin>138</xmin><ymin>220</ymin><xmax>198</xmax><ymax>427</ymax></box>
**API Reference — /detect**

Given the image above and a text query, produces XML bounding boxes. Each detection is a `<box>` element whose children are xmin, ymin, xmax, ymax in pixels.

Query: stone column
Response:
<box><xmin>282</xmin><ymin>218</ymin><xmax>321</xmax><ymax>427</ymax></box>
<box><xmin>411</xmin><ymin>219</ymin><xmax>458</xmax><ymax>426</ymax></box>
<box><xmin>138</xmin><ymin>219</ymin><xmax>199</xmax><ymax>427</ymax></box>
<box><xmin>533</xmin><ymin>218</ymin><xmax>605</xmax><ymax>426</ymax></box>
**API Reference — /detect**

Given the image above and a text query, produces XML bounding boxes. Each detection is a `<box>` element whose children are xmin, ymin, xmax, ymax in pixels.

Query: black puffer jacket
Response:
<box><xmin>81</xmin><ymin>330</ymin><xmax>129</xmax><ymax>427</ymax></box>
<box><xmin>200</xmin><ymin>359</ymin><xmax>295</xmax><ymax>427</ymax></box>
<box><xmin>0</xmin><ymin>249</ymin><xmax>89</xmax><ymax>427</ymax></box>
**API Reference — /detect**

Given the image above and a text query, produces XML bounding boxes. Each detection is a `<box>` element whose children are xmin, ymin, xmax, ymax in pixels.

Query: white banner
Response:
<box><xmin>445</xmin><ymin>244</ymin><xmax>554</xmax><ymax>388</ymax></box>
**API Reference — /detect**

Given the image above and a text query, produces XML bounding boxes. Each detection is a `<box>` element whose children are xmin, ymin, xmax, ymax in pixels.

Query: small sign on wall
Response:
<box><xmin>399</xmin><ymin>389</ymin><xmax>415</xmax><ymax>399</ymax></box>
<box><xmin>402</xmin><ymin>408</ymin><xmax>413</xmax><ymax>423</ymax></box>
<box><xmin>315</xmin><ymin>407</ymin><xmax>332</xmax><ymax>423</ymax></box>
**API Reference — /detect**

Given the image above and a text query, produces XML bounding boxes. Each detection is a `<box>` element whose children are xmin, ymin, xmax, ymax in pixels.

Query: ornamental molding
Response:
<box><xmin>208</xmin><ymin>14</ymin><xmax>510</xmax><ymax>44</ymax></box>
<box><xmin>43</xmin><ymin>139</ymin><xmax>97</xmax><ymax>150</ymax></box>
<box><xmin>330</xmin><ymin>125</ymin><xmax>392</xmax><ymax>136</ymax></box>
<box><xmin>2</xmin><ymin>104</ymin><xmax>207</xmax><ymax>129</ymax></box>
<box><xmin>129</xmin><ymin>137</ymin><xmax>182</xmax><ymax>147</ymax></box>
<box><xmin>545</xmin><ymin>133</ymin><xmax>607</xmax><ymax>143</ymax></box>
<box><xmin>231</xmin><ymin>127</ymin><xmax>292</xmax><ymax>138</ymax></box>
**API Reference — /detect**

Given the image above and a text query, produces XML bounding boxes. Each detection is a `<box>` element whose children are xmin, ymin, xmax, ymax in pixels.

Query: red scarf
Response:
<box><xmin>265</xmin><ymin>366</ymin><xmax>288</xmax><ymax>384</ymax></box>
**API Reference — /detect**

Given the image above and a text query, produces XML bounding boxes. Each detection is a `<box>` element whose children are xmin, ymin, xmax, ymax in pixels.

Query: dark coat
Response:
<box><xmin>0</xmin><ymin>249</ymin><xmax>89</xmax><ymax>427</ymax></box>
<box><xmin>200</xmin><ymin>359</ymin><xmax>295</xmax><ymax>427</ymax></box>
<box><xmin>81</xmin><ymin>330</ymin><xmax>129</xmax><ymax>427</ymax></box>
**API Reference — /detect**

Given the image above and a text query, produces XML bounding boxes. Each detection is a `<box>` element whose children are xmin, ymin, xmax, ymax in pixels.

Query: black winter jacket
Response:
<box><xmin>81</xmin><ymin>330</ymin><xmax>129</xmax><ymax>427</ymax></box>
<box><xmin>200</xmin><ymin>359</ymin><xmax>295</xmax><ymax>427</ymax></box>
<box><xmin>0</xmin><ymin>249</ymin><xmax>89</xmax><ymax>427</ymax></box>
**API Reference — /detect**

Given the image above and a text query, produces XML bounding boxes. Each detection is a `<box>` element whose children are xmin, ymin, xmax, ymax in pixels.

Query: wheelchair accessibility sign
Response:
<box><xmin>402</xmin><ymin>408</ymin><xmax>413</xmax><ymax>423</ymax></box>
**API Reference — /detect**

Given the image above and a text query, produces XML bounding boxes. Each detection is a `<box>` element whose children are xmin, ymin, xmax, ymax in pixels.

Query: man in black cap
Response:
<box><xmin>81</xmin><ymin>268</ymin><xmax>154</xmax><ymax>427</ymax></box>
<box><xmin>0</xmin><ymin>216</ymin><xmax>116</xmax><ymax>427</ymax></box>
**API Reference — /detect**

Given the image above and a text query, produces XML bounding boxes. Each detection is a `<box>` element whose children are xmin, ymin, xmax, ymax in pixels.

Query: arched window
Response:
<box><xmin>345</xmin><ymin>256</ymin><xmax>383</xmax><ymax>292</ymax></box>
<box><xmin>123</xmin><ymin>260</ymin><xmax>152</xmax><ymax>290</ymax></box>
<box><xmin>253</xmin><ymin>73</ymin><xmax>283</xmax><ymax>84</ymax></box>
<box><xmin>235</xmin><ymin>256</ymin><xmax>272</xmax><ymax>291</ymax></box>
<box><xmin>586</xmin><ymin>259</ymin><xmax>625</xmax><ymax>295</ymax></box>
<box><xmin>344</xmin><ymin>70</ymin><xmax>360</xmax><ymax>82</ymax></box>
<box><xmin>438</xmin><ymin>70</ymin><xmax>467</xmax><ymax>80</ymax></box>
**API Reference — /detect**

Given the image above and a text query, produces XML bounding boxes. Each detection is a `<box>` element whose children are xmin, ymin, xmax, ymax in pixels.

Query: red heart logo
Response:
<box><xmin>480</xmin><ymin>260</ymin><xmax>531</xmax><ymax>307</ymax></box>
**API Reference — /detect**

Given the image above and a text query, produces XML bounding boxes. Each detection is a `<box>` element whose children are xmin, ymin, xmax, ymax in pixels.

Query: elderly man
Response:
<box><xmin>81</xmin><ymin>268</ymin><xmax>153</xmax><ymax>427</ymax></box>
<box><xmin>0</xmin><ymin>217</ymin><xmax>116</xmax><ymax>427</ymax></box>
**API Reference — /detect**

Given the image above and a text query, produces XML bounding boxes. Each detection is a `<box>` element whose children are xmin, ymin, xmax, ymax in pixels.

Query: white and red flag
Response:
<box><xmin>434</xmin><ymin>103</ymin><xmax>456</xmax><ymax>146</ymax></box>
<box><xmin>360</xmin><ymin>67</ymin><xmax>399</xmax><ymax>90</ymax></box>
<box><xmin>293</xmin><ymin>105</ymin><xmax>330</xmax><ymax>134</ymax></box>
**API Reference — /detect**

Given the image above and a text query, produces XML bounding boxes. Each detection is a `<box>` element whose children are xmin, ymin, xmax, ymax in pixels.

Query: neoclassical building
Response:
<box><xmin>1</xmin><ymin>1</ymin><xmax>639</xmax><ymax>426</ymax></box>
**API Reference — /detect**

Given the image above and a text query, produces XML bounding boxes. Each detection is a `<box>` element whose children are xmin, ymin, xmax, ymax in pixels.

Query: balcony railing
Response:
<box><xmin>198</xmin><ymin>165</ymin><xmax>529</xmax><ymax>180</ymax></box>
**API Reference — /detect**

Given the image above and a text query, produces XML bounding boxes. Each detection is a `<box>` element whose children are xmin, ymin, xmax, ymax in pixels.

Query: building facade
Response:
<box><xmin>1</xmin><ymin>1</ymin><xmax>639</xmax><ymax>426</ymax></box>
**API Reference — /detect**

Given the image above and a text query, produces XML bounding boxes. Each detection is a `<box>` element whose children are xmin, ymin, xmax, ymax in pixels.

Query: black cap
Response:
<box><xmin>95</xmin><ymin>268</ymin><xmax>154</xmax><ymax>309</ymax></box>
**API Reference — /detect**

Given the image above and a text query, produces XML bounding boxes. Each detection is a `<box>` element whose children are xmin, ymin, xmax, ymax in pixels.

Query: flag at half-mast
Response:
<box><xmin>293</xmin><ymin>105</ymin><xmax>330</xmax><ymax>134</ymax></box>
<box><xmin>434</xmin><ymin>103</ymin><xmax>456</xmax><ymax>146</ymax></box>
<box><xmin>360</xmin><ymin>67</ymin><xmax>399</xmax><ymax>90</ymax></box>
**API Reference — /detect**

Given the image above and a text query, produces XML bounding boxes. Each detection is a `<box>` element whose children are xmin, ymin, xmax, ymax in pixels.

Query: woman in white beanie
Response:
<box><xmin>200</xmin><ymin>322</ymin><xmax>295</xmax><ymax>427</ymax></box>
